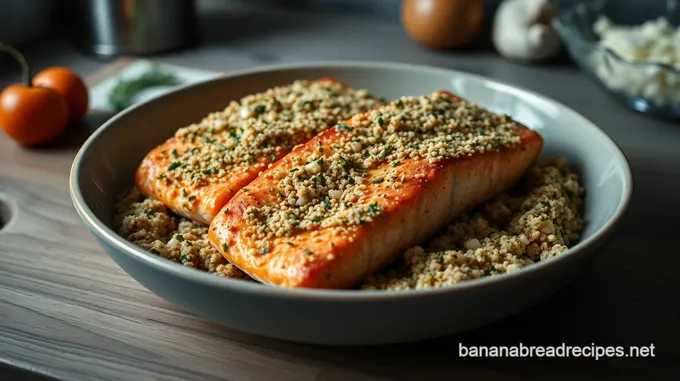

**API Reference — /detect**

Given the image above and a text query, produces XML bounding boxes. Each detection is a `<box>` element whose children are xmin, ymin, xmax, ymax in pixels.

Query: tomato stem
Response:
<box><xmin>0</xmin><ymin>43</ymin><xmax>31</xmax><ymax>87</ymax></box>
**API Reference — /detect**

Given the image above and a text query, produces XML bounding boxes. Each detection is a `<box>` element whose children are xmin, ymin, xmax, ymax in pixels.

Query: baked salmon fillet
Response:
<box><xmin>208</xmin><ymin>91</ymin><xmax>543</xmax><ymax>288</ymax></box>
<box><xmin>134</xmin><ymin>79</ymin><xmax>383</xmax><ymax>224</ymax></box>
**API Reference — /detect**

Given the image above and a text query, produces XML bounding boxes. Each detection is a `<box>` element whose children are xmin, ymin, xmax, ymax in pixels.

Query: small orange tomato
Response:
<box><xmin>0</xmin><ymin>84</ymin><xmax>69</xmax><ymax>146</ymax></box>
<box><xmin>0</xmin><ymin>43</ymin><xmax>70</xmax><ymax>146</ymax></box>
<box><xmin>33</xmin><ymin>67</ymin><xmax>89</xmax><ymax>122</ymax></box>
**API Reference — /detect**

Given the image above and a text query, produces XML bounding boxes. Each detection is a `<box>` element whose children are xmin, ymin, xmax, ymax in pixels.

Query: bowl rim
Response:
<box><xmin>553</xmin><ymin>0</ymin><xmax>680</xmax><ymax>74</ymax></box>
<box><xmin>70</xmin><ymin>60</ymin><xmax>634</xmax><ymax>301</ymax></box>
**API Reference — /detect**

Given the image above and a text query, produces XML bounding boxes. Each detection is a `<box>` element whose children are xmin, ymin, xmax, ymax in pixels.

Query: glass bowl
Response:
<box><xmin>553</xmin><ymin>0</ymin><xmax>680</xmax><ymax>119</ymax></box>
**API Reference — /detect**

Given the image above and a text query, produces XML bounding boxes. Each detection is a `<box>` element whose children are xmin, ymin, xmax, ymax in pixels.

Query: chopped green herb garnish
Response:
<box><xmin>312</xmin><ymin>216</ymin><xmax>321</xmax><ymax>222</ymax></box>
<box><xmin>181</xmin><ymin>189</ymin><xmax>187</xmax><ymax>197</ymax></box>
<box><xmin>167</xmin><ymin>162</ymin><xmax>181</xmax><ymax>171</ymax></box>
<box><xmin>337</xmin><ymin>123</ymin><xmax>352</xmax><ymax>132</ymax></box>
<box><xmin>270</xmin><ymin>154</ymin><xmax>276</xmax><ymax>160</ymax></box>
<box><xmin>158</xmin><ymin>174</ymin><xmax>166</xmax><ymax>179</ymax></box>
<box><xmin>478</xmin><ymin>130</ymin><xmax>486</xmax><ymax>136</ymax></box>
<box><xmin>171</xmin><ymin>149</ymin><xmax>179</xmax><ymax>158</ymax></box>
<box><xmin>203</xmin><ymin>136</ymin><xmax>215</xmax><ymax>144</ymax></box>
<box><xmin>378</xmin><ymin>145</ymin><xmax>394</xmax><ymax>159</ymax></box>
<box><xmin>303</xmin><ymin>248</ymin><xmax>312</xmax><ymax>255</ymax></box>
<box><xmin>222</xmin><ymin>243</ymin><xmax>228</xmax><ymax>251</ymax></box>
<box><xmin>391</xmin><ymin>160</ymin><xmax>400</xmax><ymax>167</ymax></box>
<box><xmin>254</xmin><ymin>105</ymin><xmax>266</xmax><ymax>114</ymax></box>
<box><xmin>378</xmin><ymin>117</ymin><xmax>385</xmax><ymax>127</ymax></box>
<box><xmin>230</xmin><ymin>131</ymin><xmax>240</xmax><ymax>143</ymax></box>
<box><xmin>317</xmin><ymin>157</ymin><xmax>324</xmax><ymax>166</ymax></box>
<box><xmin>188</xmin><ymin>195</ymin><xmax>196</xmax><ymax>201</ymax></box>
<box><xmin>372</xmin><ymin>177</ymin><xmax>384</xmax><ymax>183</ymax></box>
<box><xmin>339</xmin><ymin>156</ymin><xmax>353</xmax><ymax>168</ymax></box>
<box><xmin>223</xmin><ymin>208</ymin><xmax>229</xmax><ymax>214</ymax></box>
<box><xmin>395</xmin><ymin>99</ymin><xmax>404</xmax><ymax>108</ymax></box>
<box><xmin>175</xmin><ymin>234</ymin><xmax>185</xmax><ymax>242</ymax></box>
<box><xmin>286</xmin><ymin>242</ymin><xmax>294</xmax><ymax>246</ymax></box>
<box><xmin>290</xmin><ymin>168</ymin><xmax>299</xmax><ymax>173</ymax></box>
<box><xmin>319</xmin><ymin>173</ymin><xmax>327</xmax><ymax>186</ymax></box>
<box><xmin>368</xmin><ymin>202</ymin><xmax>380</xmax><ymax>214</ymax></box>
<box><xmin>324</xmin><ymin>197</ymin><xmax>332</xmax><ymax>210</ymax></box>
<box><xmin>261</xmin><ymin>246</ymin><xmax>270</xmax><ymax>254</ymax></box>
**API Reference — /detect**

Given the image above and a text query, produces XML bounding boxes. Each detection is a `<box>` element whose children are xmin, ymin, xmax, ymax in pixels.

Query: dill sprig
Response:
<box><xmin>108</xmin><ymin>65</ymin><xmax>182</xmax><ymax>111</ymax></box>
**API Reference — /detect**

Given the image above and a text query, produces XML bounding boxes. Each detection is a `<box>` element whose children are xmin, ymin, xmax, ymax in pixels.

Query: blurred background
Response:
<box><xmin>0</xmin><ymin>0</ymin><xmax>581</xmax><ymax>51</ymax></box>
<box><xmin>0</xmin><ymin>0</ymin><xmax>677</xmax><ymax>117</ymax></box>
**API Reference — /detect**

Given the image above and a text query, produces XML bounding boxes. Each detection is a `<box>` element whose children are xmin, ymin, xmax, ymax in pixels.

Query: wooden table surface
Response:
<box><xmin>2</xmin><ymin>3</ymin><xmax>680</xmax><ymax>380</ymax></box>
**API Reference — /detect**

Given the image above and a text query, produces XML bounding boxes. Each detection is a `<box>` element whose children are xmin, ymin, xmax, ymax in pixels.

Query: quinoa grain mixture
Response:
<box><xmin>114</xmin><ymin>188</ymin><xmax>251</xmax><ymax>279</ymax></box>
<box><xmin>114</xmin><ymin>159</ymin><xmax>583</xmax><ymax>289</ymax></box>
<box><xmin>360</xmin><ymin>158</ymin><xmax>584</xmax><ymax>290</ymax></box>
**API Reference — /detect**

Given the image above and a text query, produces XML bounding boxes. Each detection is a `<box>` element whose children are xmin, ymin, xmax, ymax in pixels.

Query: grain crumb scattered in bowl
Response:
<box><xmin>114</xmin><ymin>158</ymin><xmax>583</xmax><ymax>290</ymax></box>
<box><xmin>360</xmin><ymin>157</ymin><xmax>584</xmax><ymax>290</ymax></box>
<box><xmin>114</xmin><ymin>189</ymin><xmax>251</xmax><ymax>280</ymax></box>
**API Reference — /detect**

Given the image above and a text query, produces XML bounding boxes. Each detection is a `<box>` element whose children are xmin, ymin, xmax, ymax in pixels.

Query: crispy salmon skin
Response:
<box><xmin>134</xmin><ymin>79</ymin><xmax>383</xmax><ymax>224</ymax></box>
<box><xmin>209</xmin><ymin>91</ymin><xmax>543</xmax><ymax>289</ymax></box>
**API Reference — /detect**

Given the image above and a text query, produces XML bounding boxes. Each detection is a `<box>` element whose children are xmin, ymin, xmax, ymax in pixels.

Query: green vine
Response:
<box><xmin>0</xmin><ymin>43</ymin><xmax>32</xmax><ymax>86</ymax></box>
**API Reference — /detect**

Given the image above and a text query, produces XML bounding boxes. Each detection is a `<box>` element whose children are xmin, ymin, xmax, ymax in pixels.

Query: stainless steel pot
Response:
<box><xmin>68</xmin><ymin>0</ymin><xmax>198</xmax><ymax>58</ymax></box>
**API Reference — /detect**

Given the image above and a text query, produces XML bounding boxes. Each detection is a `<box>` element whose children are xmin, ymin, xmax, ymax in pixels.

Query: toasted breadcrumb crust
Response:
<box><xmin>243</xmin><ymin>93</ymin><xmax>523</xmax><ymax>243</ymax></box>
<box><xmin>114</xmin><ymin>158</ymin><xmax>583</xmax><ymax>290</ymax></box>
<box><xmin>360</xmin><ymin>158</ymin><xmax>584</xmax><ymax>290</ymax></box>
<box><xmin>159</xmin><ymin>80</ymin><xmax>382</xmax><ymax>193</ymax></box>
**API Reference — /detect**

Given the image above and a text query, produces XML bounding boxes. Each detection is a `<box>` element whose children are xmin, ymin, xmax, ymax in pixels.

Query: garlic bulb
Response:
<box><xmin>492</xmin><ymin>0</ymin><xmax>562</xmax><ymax>62</ymax></box>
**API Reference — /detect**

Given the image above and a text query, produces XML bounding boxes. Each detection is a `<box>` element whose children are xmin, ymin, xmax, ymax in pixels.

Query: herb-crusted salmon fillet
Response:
<box><xmin>208</xmin><ymin>91</ymin><xmax>543</xmax><ymax>288</ymax></box>
<box><xmin>134</xmin><ymin>79</ymin><xmax>383</xmax><ymax>224</ymax></box>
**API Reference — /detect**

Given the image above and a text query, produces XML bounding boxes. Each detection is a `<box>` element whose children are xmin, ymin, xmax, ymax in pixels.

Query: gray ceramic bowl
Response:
<box><xmin>70</xmin><ymin>62</ymin><xmax>632</xmax><ymax>345</ymax></box>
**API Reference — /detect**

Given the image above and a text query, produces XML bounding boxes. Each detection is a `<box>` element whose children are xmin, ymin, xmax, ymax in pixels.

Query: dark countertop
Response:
<box><xmin>1</xmin><ymin>2</ymin><xmax>679</xmax><ymax>381</ymax></box>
